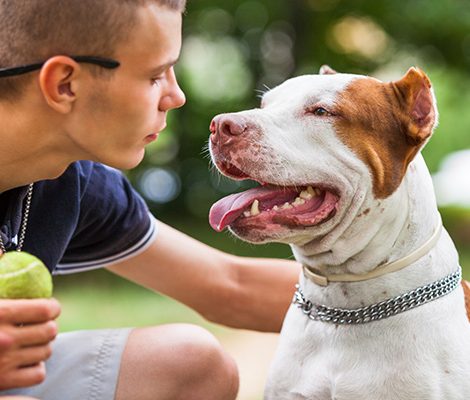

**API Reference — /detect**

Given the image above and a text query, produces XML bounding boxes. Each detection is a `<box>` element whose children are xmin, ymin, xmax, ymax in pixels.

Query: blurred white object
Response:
<box><xmin>433</xmin><ymin>149</ymin><xmax>470</xmax><ymax>207</ymax></box>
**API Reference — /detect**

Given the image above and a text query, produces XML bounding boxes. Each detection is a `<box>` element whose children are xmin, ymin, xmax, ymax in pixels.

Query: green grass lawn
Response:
<box><xmin>54</xmin><ymin>269</ymin><xmax>222</xmax><ymax>333</ymax></box>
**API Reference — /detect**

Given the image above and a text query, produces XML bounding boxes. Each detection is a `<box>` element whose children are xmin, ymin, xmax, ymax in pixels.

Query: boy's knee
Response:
<box><xmin>117</xmin><ymin>324</ymin><xmax>239</xmax><ymax>400</ymax></box>
<box><xmin>171</xmin><ymin>325</ymin><xmax>239</xmax><ymax>399</ymax></box>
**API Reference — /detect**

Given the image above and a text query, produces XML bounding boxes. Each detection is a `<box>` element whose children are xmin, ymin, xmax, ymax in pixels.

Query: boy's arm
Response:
<box><xmin>107</xmin><ymin>221</ymin><xmax>301</xmax><ymax>332</ymax></box>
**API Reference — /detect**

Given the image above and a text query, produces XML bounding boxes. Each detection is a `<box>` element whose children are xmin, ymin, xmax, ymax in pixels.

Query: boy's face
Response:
<box><xmin>66</xmin><ymin>4</ymin><xmax>186</xmax><ymax>169</ymax></box>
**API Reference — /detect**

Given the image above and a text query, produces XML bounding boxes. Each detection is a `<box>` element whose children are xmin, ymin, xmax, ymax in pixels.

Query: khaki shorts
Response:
<box><xmin>0</xmin><ymin>328</ymin><xmax>132</xmax><ymax>400</ymax></box>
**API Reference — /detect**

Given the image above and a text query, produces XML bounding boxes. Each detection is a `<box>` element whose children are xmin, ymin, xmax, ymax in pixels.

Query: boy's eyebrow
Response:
<box><xmin>150</xmin><ymin>58</ymin><xmax>179</xmax><ymax>74</ymax></box>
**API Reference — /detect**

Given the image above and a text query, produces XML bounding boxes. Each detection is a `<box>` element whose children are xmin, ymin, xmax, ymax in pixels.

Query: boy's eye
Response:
<box><xmin>151</xmin><ymin>77</ymin><xmax>163</xmax><ymax>86</ymax></box>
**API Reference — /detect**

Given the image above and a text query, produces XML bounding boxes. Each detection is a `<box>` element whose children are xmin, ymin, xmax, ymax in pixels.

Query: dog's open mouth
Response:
<box><xmin>209</xmin><ymin>183</ymin><xmax>339</xmax><ymax>233</ymax></box>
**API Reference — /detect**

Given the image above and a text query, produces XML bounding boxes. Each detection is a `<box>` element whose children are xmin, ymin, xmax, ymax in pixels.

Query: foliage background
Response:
<box><xmin>54</xmin><ymin>1</ymin><xmax>470</xmax><ymax>398</ymax></box>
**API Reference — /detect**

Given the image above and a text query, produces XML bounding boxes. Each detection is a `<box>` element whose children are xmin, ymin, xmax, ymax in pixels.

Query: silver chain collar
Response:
<box><xmin>0</xmin><ymin>183</ymin><xmax>34</xmax><ymax>253</ymax></box>
<box><xmin>293</xmin><ymin>269</ymin><xmax>462</xmax><ymax>325</ymax></box>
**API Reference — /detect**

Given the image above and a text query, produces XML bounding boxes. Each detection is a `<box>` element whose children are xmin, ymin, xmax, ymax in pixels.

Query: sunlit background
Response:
<box><xmin>55</xmin><ymin>1</ymin><xmax>470</xmax><ymax>399</ymax></box>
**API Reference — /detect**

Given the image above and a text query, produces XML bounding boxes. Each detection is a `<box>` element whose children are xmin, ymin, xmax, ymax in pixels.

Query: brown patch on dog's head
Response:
<box><xmin>334</xmin><ymin>67</ymin><xmax>437</xmax><ymax>199</ymax></box>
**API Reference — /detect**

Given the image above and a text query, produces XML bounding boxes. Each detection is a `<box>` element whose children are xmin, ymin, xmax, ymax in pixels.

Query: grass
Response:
<box><xmin>54</xmin><ymin>270</ymin><xmax>222</xmax><ymax>333</ymax></box>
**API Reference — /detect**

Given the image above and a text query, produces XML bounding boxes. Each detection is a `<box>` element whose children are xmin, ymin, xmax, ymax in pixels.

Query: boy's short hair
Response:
<box><xmin>0</xmin><ymin>0</ymin><xmax>186</xmax><ymax>100</ymax></box>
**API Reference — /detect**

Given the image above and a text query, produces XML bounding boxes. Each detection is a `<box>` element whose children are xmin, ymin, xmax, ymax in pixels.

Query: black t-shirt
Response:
<box><xmin>0</xmin><ymin>161</ymin><xmax>156</xmax><ymax>274</ymax></box>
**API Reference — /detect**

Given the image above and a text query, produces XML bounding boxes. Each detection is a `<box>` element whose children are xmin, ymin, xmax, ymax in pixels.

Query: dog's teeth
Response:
<box><xmin>273</xmin><ymin>205</ymin><xmax>279</xmax><ymax>211</ymax></box>
<box><xmin>293</xmin><ymin>197</ymin><xmax>306</xmax><ymax>206</ymax></box>
<box><xmin>251</xmin><ymin>199</ymin><xmax>260</xmax><ymax>215</ymax></box>
<box><xmin>281</xmin><ymin>202</ymin><xmax>293</xmax><ymax>210</ymax></box>
<box><xmin>307</xmin><ymin>186</ymin><xmax>316</xmax><ymax>196</ymax></box>
<box><xmin>299</xmin><ymin>190</ymin><xmax>313</xmax><ymax>200</ymax></box>
<box><xmin>243</xmin><ymin>211</ymin><xmax>251</xmax><ymax>217</ymax></box>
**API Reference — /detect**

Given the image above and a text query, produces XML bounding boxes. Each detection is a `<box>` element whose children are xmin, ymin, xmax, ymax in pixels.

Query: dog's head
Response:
<box><xmin>208</xmin><ymin>67</ymin><xmax>437</xmax><ymax>245</ymax></box>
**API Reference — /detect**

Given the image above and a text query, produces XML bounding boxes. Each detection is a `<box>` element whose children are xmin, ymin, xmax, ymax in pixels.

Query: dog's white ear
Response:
<box><xmin>392</xmin><ymin>67</ymin><xmax>437</xmax><ymax>144</ymax></box>
<box><xmin>319</xmin><ymin>65</ymin><xmax>337</xmax><ymax>75</ymax></box>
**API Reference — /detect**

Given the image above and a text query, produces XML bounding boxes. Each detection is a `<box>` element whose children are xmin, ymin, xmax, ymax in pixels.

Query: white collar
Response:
<box><xmin>303</xmin><ymin>217</ymin><xmax>443</xmax><ymax>286</ymax></box>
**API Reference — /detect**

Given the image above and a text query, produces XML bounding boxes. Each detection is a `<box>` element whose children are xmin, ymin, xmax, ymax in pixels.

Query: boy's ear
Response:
<box><xmin>319</xmin><ymin>65</ymin><xmax>337</xmax><ymax>75</ymax></box>
<box><xmin>391</xmin><ymin>67</ymin><xmax>437</xmax><ymax>145</ymax></box>
<box><xmin>38</xmin><ymin>56</ymin><xmax>80</xmax><ymax>113</ymax></box>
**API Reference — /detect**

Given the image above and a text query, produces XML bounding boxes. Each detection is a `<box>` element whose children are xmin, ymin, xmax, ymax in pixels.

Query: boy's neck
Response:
<box><xmin>0</xmin><ymin>102</ymin><xmax>75</xmax><ymax>192</ymax></box>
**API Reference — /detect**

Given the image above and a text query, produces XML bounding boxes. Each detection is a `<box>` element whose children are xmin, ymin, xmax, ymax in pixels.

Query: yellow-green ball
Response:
<box><xmin>0</xmin><ymin>252</ymin><xmax>53</xmax><ymax>299</ymax></box>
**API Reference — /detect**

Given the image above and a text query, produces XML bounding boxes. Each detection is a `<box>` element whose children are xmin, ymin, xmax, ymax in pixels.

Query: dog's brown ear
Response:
<box><xmin>391</xmin><ymin>67</ymin><xmax>437</xmax><ymax>145</ymax></box>
<box><xmin>319</xmin><ymin>65</ymin><xmax>337</xmax><ymax>75</ymax></box>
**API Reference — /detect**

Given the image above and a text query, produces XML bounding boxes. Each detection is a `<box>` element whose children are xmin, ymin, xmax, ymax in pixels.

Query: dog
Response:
<box><xmin>208</xmin><ymin>66</ymin><xmax>470</xmax><ymax>399</ymax></box>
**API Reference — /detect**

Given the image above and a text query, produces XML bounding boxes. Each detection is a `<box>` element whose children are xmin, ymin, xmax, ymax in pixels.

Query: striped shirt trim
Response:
<box><xmin>54</xmin><ymin>215</ymin><xmax>159</xmax><ymax>275</ymax></box>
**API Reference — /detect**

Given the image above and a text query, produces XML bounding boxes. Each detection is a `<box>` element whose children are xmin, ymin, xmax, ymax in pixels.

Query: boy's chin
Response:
<box><xmin>103</xmin><ymin>151</ymin><xmax>145</xmax><ymax>171</ymax></box>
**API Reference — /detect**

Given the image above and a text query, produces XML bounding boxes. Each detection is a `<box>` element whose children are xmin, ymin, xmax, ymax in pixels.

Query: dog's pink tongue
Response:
<box><xmin>209</xmin><ymin>187</ymin><xmax>279</xmax><ymax>232</ymax></box>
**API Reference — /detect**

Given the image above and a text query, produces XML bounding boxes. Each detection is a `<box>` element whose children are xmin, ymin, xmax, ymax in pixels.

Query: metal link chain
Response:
<box><xmin>293</xmin><ymin>269</ymin><xmax>462</xmax><ymax>325</ymax></box>
<box><xmin>0</xmin><ymin>183</ymin><xmax>34</xmax><ymax>253</ymax></box>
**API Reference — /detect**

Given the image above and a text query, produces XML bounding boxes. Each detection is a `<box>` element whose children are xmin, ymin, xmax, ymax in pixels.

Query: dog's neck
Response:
<box><xmin>291</xmin><ymin>154</ymin><xmax>450</xmax><ymax>281</ymax></box>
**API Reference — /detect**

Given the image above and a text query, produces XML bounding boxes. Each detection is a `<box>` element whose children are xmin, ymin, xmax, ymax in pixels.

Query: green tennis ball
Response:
<box><xmin>0</xmin><ymin>252</ymin><xmax>53</xmax><ymax>299</ymax></box>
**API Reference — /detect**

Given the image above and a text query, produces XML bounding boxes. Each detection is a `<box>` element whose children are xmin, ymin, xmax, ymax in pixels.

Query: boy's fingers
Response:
<box><xmin>16</xmin><ymin>345</ymin><xmax>53</xmax><ymax>368</ymax></box>
<box><xmin>0</xmin><ymin>299</ymin><xmax>61</xmax><ymax>325</ymax></box>
<box><xmin>0</xmin><ymin>330</ymin><xmax>14</xmax><ymax>349</ymax></box>
<box><xmin>0</xmin><ymin>362</ymin><xmax>46</xmax><ymax>390</ymax></box>
<box><xmin>0</xmin><ymin>397</ymin><xmax>40</xmax><ymax>400</ymax></box>
<box><xmin>13</xmin><ymin>321</ymin><xmax>58</xmax><ymax>347</ymax></box>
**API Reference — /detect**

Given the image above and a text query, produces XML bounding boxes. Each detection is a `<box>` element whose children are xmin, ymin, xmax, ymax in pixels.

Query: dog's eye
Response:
<box><xmin>311</xmin><ymin>107</ymin><xmax>329</xmax><ymax>116</ymax></box>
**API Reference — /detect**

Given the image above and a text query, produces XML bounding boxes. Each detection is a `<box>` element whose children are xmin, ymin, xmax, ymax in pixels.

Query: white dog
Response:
<box><xmin>209</xmin><ymin>66</ymin><xmax>470</xmax><ymax>400</ymax></box>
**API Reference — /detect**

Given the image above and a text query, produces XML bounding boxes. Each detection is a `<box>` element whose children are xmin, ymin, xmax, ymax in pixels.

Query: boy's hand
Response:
<box><xmin>1</xmin><ymin>397</ymin><xmax>39</xmax><ymax>399</ymax></box>
<box><xmin>0</xmin><ymin>299</ymin><xmax>61</xmax><ymax>390</ymax></box>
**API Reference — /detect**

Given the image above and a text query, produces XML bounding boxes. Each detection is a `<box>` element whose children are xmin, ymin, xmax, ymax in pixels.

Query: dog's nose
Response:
<box><xmin>210</xmin><ymin>115</ymin><xmax>247</xmax><ymax>145</ymax></box>
<box><xmin>209</xmin><ymin>118</ymin><xmax>217</xmax><ymax>135</ymax></box>
<box><xmin>209</xmin><ymin>117</ymin><xmax>219</xmax><ymax>144</ymax></box>
<box><xmin>220</xmin><ymin>117</ymin><xmax>246</xmax><ymax>136</ymax></box>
